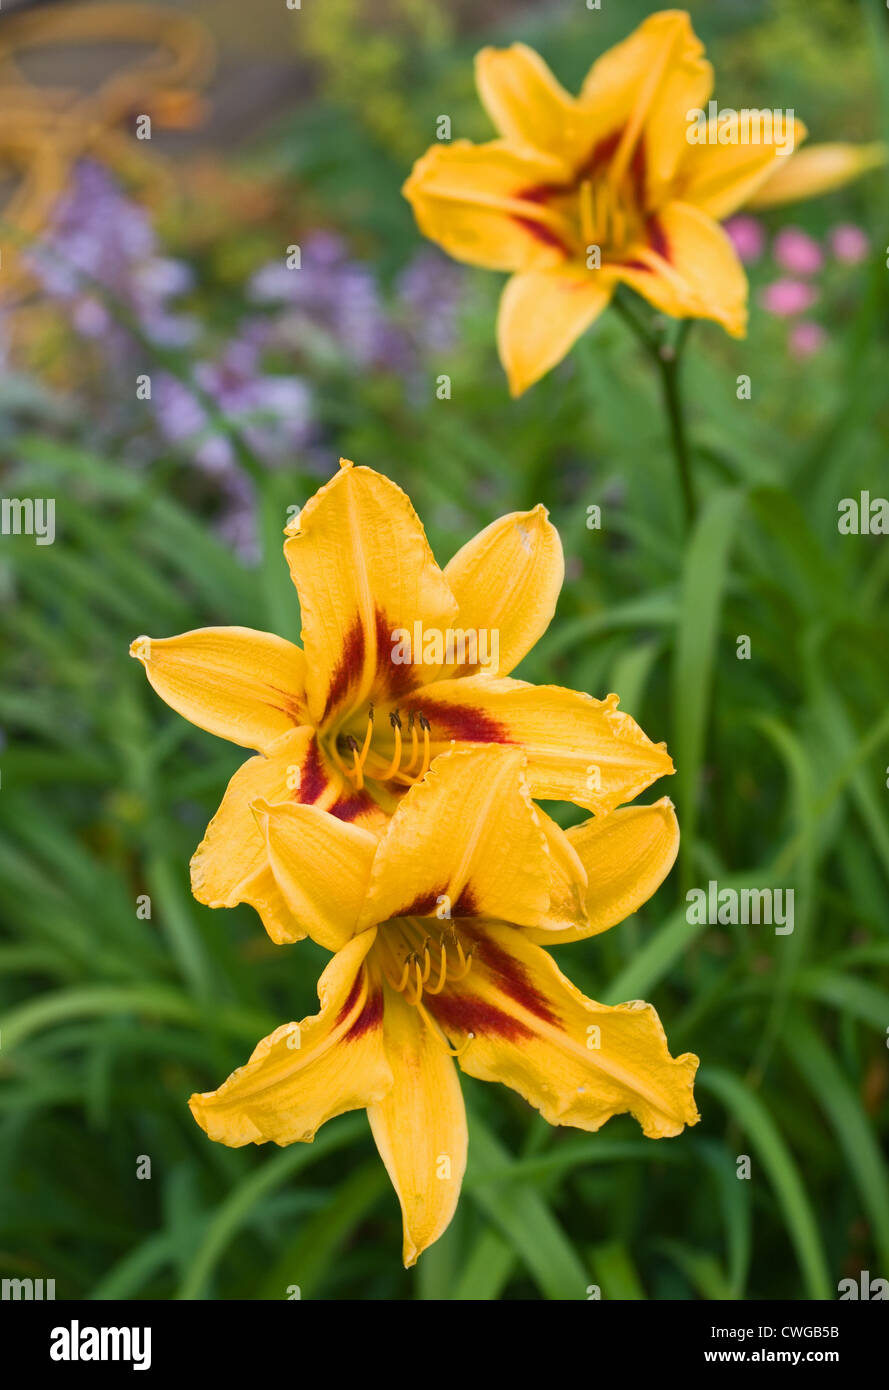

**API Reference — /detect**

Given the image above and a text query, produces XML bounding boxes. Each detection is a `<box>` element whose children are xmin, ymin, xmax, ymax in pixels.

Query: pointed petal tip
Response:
<box><xmin>129</xmin><ymin>635</ymin><xmax>151</xmax><ymax>663</ymax></box>
<box><xmin>187</xmin><ymin>1092</ymin><xmax>211</xmax><ymax>1136</ymax></box>
<box><xmin>524</xmin><ymin>501</ymin><xmax>551</xmax><ymax>524</ymax></box>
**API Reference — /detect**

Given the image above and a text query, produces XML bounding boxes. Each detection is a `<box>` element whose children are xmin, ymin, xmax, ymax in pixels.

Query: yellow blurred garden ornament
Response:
<box><xmin>0</xmin><ymin>3</ymin><xmax>214</xmax><ymax>299</ymax></box>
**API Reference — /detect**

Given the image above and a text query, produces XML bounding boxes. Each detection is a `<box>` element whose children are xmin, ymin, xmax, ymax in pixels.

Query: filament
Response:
<box><xmin>382</xmin><ymin>709</ymin><xmax>403</xmax><ymax>779</ymax></box>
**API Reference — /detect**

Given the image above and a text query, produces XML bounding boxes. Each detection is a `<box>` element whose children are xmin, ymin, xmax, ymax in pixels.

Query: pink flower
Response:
<box><xmin>760</xmin><ymin>279</ymin><xmax>818</xmax><ymax>317</ymax></box>
<box><xmin>789</xmin><ymin>320</ymin><xmax>827</xmax><ymax>358</ymax></box>
<box><xmin>772</xmin><ymin>227</ymin><xmax>824</xmax><ymax>275</ymax></box>
<box><xmin>829</xmin><ymin>223</ymin><xmax>870</xmax><ymax>264</ymax></box>
<box><xmin>724</xmin><ymin>215</ymin><xmax>766</xmax><ymax>263</ymax></box>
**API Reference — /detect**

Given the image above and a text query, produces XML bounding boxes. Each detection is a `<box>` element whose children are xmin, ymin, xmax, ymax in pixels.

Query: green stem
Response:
<box><xmin>612</xmin><ymin>296</ymin><xmax>697</xmax><ymax>525</ymax></box>
<box><xmin>655</xmin><ymin>320</ymin><xmax>696</xmax><ymax>525</ymax></box>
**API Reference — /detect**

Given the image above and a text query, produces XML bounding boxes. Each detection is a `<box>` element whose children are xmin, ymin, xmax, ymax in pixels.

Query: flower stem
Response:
<box><xmin>612</xmin><ymin>295</ymin><xmax>697</xmax><ymax>525</ymax></box>
<box><xmin>654</xmin><ymin>320</ymin><xmax>696</xmax><ymax>525</ymax></box>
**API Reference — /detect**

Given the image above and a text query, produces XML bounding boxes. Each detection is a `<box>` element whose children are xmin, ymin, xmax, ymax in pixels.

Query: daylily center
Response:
<box><xmin>577</xmin><ymin>175</ymin><xmax>634</xmax><ymax>256</ymax></box>
<box><xmin>373</xmin><ymin>916</ymin><xmax>475</xmax><ymax>1050</ymax></box>
<box><xmin>329</xmin><ymin>705</ymin><xmax>432</xmax><ymax>791</ymax></box>
<box><xmin>517</xmin><ymin>136</ymin><xmax>651</xmax><ymax>263</ymax></box>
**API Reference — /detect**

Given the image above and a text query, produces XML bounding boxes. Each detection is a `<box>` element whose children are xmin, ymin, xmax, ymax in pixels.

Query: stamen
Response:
<box><xmin>403</xmin><ymin>955</ymin><xmax>424</xmax><ymax>1007</ymax></box>
<box><xmin>328</xmin><ymin>739</ymin><xmax>352</xmax><ymax>782</ymax></box>
<box><xmin>417</xmin><ymin>712</ymin><xmax>431</xmax><ymax>780</ymax></box>
<box><xmin>402</xmin><ymin>709</ymin><xmax>419</xmax><ymax>774</ymax></box>
<box><xmin>452</xmin><ymin>938</ymin><xmax>473</xmax><ymax>982</ymax></box>
<box><xmin>611</xmin><ymin>198</ymin><xmax>626</xmax><ymax>253</ymax></box>
<box><xmin>382</xmin><ymin>708</ymin><xmax>403</xmax><ymax>779</ymax></box>
<box><xmin>392</xmin><ymin>955</ymin><xmax>413</xmax><ymax>994</ymax></box>
<box><xmin>345</xmin><ymin>735</ymin><xmax>364</xmax><ymax>791</ymax></box>
<box><xmin>579</xmin><ymin>178</ymin><xmax>596</xmax><ymax>249</ymax></box>
<box><xmin>358</xmin><ymin>705</ymin><xmax>374</xmax><ymax>765</ymax></box>
<box><xmin>425</xmin><ymin>938</ymin><xmax>448</xmax><ymax>995</ymax></box>
<box><xmin>415</xmin><ymin>997</ymin><xmax>475</xmax><ymax>1057</ymax></box>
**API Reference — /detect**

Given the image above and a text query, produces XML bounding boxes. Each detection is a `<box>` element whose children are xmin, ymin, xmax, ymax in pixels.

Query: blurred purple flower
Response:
<box><xmin>249</xmin><ymin>231</ymin><xmax>390</xmax><ymax>368</ymax></box>
<box><xmin>789</xmin><ymin>320</ymin><xmax>827</xmax><ymax>358</ymax></box>
<box><xmin>829</xmin><ymin>223</ymin><xmax>870</xmax><ymax>265</ymax></box>
<box><xmin>760</xmin><ymin>279</ymin><xmax>818</xmax><ymax>317</ymax></box>
<box><xmin>772</xmin><ymin>227</ymin><xmax>823</xmax><ymax>276</ymax></box>
<box><xmin>395</xmin><ymin>249</ymin><xmax>466</xmax><ymax>354</ymax></box>
<box><xmin>249</xmin><ymin>232</ymin><xmax>466</xmax><ymax>377</ymax></box>
<box><xmin>723</xmin><ymin>215</ymin><xmax>766</xmax><ymax>264</ymax></box>
<box><xmin>153</xmin><ymin>334</ymin><xmax>314</xmax><ymax>474</ymax></box>
<box><xmin>26</xmin><ymin>160</ymin><xmax>195</xmax><ymax>350</ymax></box>
<box><xmin>216</xmin><ymin>470</ymin><xmax>262</xmax><ymax>565</ymax></box>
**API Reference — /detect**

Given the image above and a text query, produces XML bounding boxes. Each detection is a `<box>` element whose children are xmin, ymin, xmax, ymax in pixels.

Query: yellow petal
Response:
<box><xmin>613</xmin><ymin>200</ymin><xmax>747</xmax><ymax>337</ymax></box>
<box><xmin>676</xmin><ymin>112</ymin><xmax>807</xmax><ymax>219</ymax></box>
<box><xmin>744</xmin><ymin>141</ymin><xmax>886</xmax><ymax>209</ymax></box>
<box><xmin>405</xmin><ymin>676</ymin><xmax>674</xmax><ymax>813</ymax></box>
<box><xmin>368</xmin><ymin>985</ymin><xmax>467</xmax><ymax>1267</ymax></box>
<box><xmin>579</xmin><ymin>11</ymin><xmax>713</xmax><ymax>206</ymax></box>
<box><xmin>129</xmin><ymin>626</ymin><xmax>306</xmax><ymax>754</ymax></box>
<box><xmin>526</xmin><ymin>798</ymin><xmax>679</xmax><ymax>945</ymax></box>
<box><xmin>255</xmin><ymin>797</ymin><xmax>379</xmax><ymax>952</ymax></box>
<box><xmin>427</xmin><ymin>922</ymin><xmax>699</xmax><ymax>1139</ymax></box>
<box><xmin>190</xmin><ymin>727</ymin><xmax>385</xmax><ymax>945</ymax></box>
<box><xmin>362</xmin><ymin>746</ymin><xmax>551</xmax><ymax>930</ymax></box>
<box><xmin>497</xmin><ymin>265</ymin><xmax>614</xmax><ymax>396</ymax></box>
<box><xmin>189</xmin><ymin>930</ymin><xmax>391</xmax><ymax>1146</ymax></box>
<box><xmin>402</xmin><ymin>139</ymin><xmax>575</xmax><ymax>272</ymax></box>
<box><xmin>283</xmin><ymin>461</ymin><xmax>458</xmax><ymax>728</ymax></box>
<box><xmin>443</xmin><ymin>505</ymin><xmax>564</xmax><ymax>676</ymax></box>
<box><xmin>535</xmin><ymin>806</ymin><xmax>590</xmax><ymax>935</ymax></box>
<box><xmin>474</xmin><ymin>43</ymin><xmax>581</xmax><ymax>159</ymax></box>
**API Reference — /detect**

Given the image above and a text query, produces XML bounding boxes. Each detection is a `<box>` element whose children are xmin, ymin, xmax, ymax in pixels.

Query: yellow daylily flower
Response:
<box><xmin>130</xmin><ymin>458</ymin><xmax>673</xmax><ymax>945</ymax></box>
<box><xmin>403</xmin><ymin>9</ymin><xmax>880</xmax><ymax>395</ymax></box>
<box><xmin>190</xmin><ymin>746</ymin><xmax>698</xmax><ymax>1266</ymax></box>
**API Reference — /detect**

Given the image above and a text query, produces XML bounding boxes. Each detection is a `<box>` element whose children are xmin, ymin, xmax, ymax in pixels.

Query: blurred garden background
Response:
<box><xmin>1</xmin><ymin>0</ymin><xmax>888</xmax><ymax>1300</ymax></box>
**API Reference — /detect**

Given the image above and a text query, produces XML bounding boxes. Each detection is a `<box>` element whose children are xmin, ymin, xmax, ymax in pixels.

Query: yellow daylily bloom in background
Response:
<box><xmin>190</xmin><ymin>746</ymin><xmax>697</xmax><ymax>1266</ymax></box>
<box><xmin>403</xmin><ymin>9</ymin><xmax>882</xmax><ymax>395</ymax></box>
<box><xmin>131</xmin><ymin>458</ymin><xmax>673</xmax><ymax>945</ymax></box>
<box><xmin>744</xmin><ymin>141</ymin><xmax>886</xmax><ymax>210</ymax></box>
